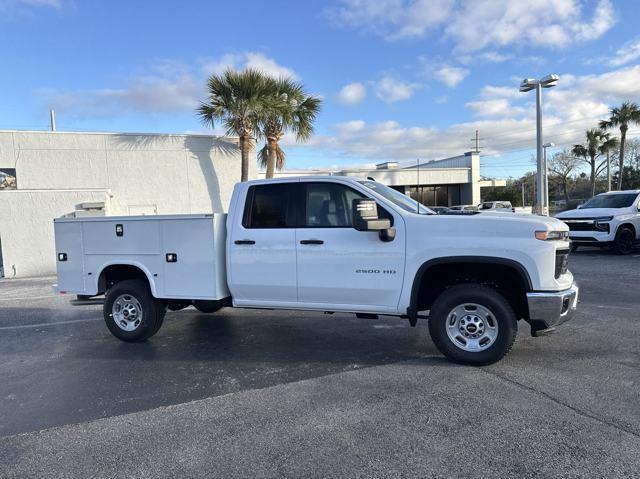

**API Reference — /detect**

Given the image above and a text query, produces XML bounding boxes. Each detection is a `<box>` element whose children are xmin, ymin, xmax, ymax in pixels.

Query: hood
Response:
<box><xmin>409</xmin><ymin>211</ymin><xmax>568</xmax><ymax>241</ymax></box>
<box><xmin>555</xmin><ymin>208</ymin><xmax>621</xmax><ymax>219</ymax></box>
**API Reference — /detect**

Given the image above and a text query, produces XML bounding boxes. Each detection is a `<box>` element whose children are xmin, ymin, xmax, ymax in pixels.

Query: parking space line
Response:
<box><xmin>0</xmin><ymin>295</ymin><xmax>58</xmax><ymax>302</ymax></box>
<box><xmin>0</xmin><ymin>318</ymin><xmax>102</xmax><ymax>330</ymax></box>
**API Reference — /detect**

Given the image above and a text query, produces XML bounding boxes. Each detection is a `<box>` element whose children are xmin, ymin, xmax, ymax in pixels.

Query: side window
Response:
<box><xmin>304</xmin><ymin>182</ymin><xmax>393</xmax><ymax>228</ymax></box>
<box><xmin>243</xmin><ymin>184</ymin><xmax>293</xmax><ymax>228</ymax></box>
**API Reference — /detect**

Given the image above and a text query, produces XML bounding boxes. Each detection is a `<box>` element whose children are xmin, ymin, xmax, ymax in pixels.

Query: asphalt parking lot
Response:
<box><xmin>1</xmin><ymin>250</ymin><xmax>639</xmax><ymax>478</ymax></box>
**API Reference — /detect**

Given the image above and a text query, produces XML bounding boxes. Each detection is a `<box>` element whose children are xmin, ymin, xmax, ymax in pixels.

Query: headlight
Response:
<box><xmin>535</xmin><ymin>230</ymin><xmax>570</xmax><ymax>241</ymax></box>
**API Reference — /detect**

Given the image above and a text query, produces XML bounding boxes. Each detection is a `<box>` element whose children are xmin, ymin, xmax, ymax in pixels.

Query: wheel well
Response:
<box><xmin>616</xmin><ymin>223</ymin><xmax>636</xmax><ymax>237</ymax></box>
<box><xmin>98</xmin><ymin>265</ymin><xmax>149</xmax><ymax>294</ymax></box>
<box><xmin>412</xmin><ymin>260</ymin><xmax>530</xmax><ymax>320</ymax></box>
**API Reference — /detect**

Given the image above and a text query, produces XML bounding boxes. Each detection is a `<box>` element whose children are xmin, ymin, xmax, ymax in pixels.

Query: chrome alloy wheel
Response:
<box><xmin>112</xmin><ymin>294</ymin><xmax>143</xmax><ymax>332</ymax></box>
<box><xmin>445</xmin><ymin>303</ymin><xmax>499</xmax><ymax>352</ymax></box>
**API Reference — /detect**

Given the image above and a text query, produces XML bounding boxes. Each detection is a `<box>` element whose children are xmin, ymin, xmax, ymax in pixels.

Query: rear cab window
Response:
<box><xmin>242</xmin><ymin>183</ymin><xmax>296</xmax><ymax>228</ymax></box>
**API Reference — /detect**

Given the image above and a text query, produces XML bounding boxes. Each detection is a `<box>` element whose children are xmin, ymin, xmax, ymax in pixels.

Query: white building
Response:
<box><xmin>0</xmin><ymin>130</ymin><xmax>253</xmax><ymax>277</ymax></box>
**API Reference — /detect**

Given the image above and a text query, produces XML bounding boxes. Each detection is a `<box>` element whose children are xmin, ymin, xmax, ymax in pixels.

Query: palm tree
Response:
<box><xmin>197</xmin><ymin>69</ymin><xmax>270</xmax><ymax>182</ymax></box>
<box><xmin>599</xmin><ymin>101</ymin><xmax>640</xmax><ymax>190</ymax></box>
<box><xmin>258</xmin><ymin>77</ymin><xmax>322</xmax><ymax>179</ymax></box>
<box><xmin>571</xmin><ymin>129</ymin><xmax>612</xmax><ymax>197</ymax></box>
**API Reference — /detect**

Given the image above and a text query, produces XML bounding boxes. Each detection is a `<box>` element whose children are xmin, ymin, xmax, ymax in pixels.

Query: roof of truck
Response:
<box><xmin>246</xmin><ymin>175</ymin><xmax>363</xmax><ymax>185</ymax></box>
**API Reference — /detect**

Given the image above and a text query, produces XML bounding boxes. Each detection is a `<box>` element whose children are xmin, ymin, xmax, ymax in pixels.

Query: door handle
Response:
<box><xmin>234</xmin><ymin>239</ymin><xmax>256</xmax><ymax>245</ymax></box>
<box><xmin>300</xmin><ymin>239</ymin><xmax>324</xmax><ymax>245</ymax></box>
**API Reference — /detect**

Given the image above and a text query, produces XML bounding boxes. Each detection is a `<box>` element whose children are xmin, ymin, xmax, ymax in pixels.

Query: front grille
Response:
<box><xmin>563</xmin><ymin>220</ymin><xmax>610</xmax><ymax>233</ymax></box>
<box><xmin>555</xmin><ymin>249</ymin><xmax>570</xmax><ymax>278</ymax></box>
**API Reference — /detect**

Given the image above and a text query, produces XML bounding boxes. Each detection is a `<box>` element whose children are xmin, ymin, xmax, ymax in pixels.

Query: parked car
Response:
<box><xmin>479</xmin><ymin>201</ymin><xmax>514</xmax><ymax>213</ymax></box>
<box><xmin>448</xmin><ymin>204</ymin><xmax>479</xmax><ymax>212</ymax></box>
<box><xmin>54</xmin><ymin>176</ymin><xmax>578</xmax><ymax>365</ymax></box>
<box><xmin>555</xmin><ymin>189</ymin><xmax>640</xmax><ymax>254</ymax></box>
<box><xmin>430</xmin><ymin>206</ymin><xmax>450</xmax><ymax>215</ymax></box>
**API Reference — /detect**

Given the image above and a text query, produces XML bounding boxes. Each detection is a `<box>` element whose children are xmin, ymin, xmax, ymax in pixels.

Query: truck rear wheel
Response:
<box><xmin>104</xmin><ymin>279</ymin><xmax>166</xmax><ymax>342</ymax></box>
<box><xmin>428</xmin><ymin>284</ymin><xmax>517</xmax><ymax>366</ymax></box>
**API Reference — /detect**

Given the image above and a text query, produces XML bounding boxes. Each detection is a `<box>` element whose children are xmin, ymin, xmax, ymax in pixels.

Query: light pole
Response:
<box><xmin>542</xmin><ymin>142</ymin><xmax>554</xmax><ymax>215</ymax></box>
<box><xmin>520</xmin><ymin>74</ymin><xmax>559</xmax><ymax>216</ymax></box>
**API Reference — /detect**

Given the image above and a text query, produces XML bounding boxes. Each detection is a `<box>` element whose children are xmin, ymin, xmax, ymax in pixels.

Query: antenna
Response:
<box><xmin>49</xmin><ymin>109</ymin><xmax>56</xmax><ymax>132</ymax></box>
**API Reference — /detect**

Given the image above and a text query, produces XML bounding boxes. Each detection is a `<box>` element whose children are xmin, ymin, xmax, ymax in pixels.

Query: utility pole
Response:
<box><xmin>521</xmin><ymin>182</ymin><xmax>525</xmax><ymax>207</ymax></box>
<box><xmin>470</xmin><ymin>130</ymin><xmax>482</xmax><ymax>153</ymax></box>
<box><xmin>608</xmin><ymin>152</ymin><xmax>612</xmax><ymax>191</ymax></box>
<box><xmin>49</xmin><ymin>109</ymin><xmax>56</xmax><ymax>132</ymax></box>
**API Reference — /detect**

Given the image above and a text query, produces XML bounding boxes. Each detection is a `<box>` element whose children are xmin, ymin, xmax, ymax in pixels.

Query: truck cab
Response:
<box><xmin>54</xmin><ymin>176</ymin><xmax>579</xmax><ymax>365</ymax></box>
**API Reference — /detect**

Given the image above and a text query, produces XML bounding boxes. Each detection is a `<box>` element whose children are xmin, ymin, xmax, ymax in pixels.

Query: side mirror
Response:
<box><xmin>352</xmin><ymin>199</ymin><xmax>395</xmax><ymax>242</ymax></box>
<box><xmin>576</xmin><ymin>204</ymin><xmax>583</xmax><ymax>209</ymax></box>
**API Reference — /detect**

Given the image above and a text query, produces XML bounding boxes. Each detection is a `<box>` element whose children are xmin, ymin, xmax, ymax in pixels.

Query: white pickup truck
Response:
<box><xmin>556</xmin><ymin>190</ymin><xmax>640</xmax><ymax>254</ymax></box>
<box><xmin>54</xmin><ymin>176</ymin><xmax>578</xmax><ymax>365</ymax></box>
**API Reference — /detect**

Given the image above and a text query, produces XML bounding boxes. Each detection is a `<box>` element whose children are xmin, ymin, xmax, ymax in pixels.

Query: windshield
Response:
<box><xmin>581</xmin><ymin>193</ymin><xmax>638</xmax><ymax>209</ymax></box>
<box><xmin>358</xmin><ymin>181</ymin><xmax>434</xmax><ymax>215</ymax></box>
<box><xmin>480</xmin><ymin>202</ymin><xmax>494</xmax><ymax>210</ymax></box>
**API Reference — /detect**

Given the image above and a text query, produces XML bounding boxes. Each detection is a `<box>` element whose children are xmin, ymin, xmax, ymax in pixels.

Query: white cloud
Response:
<box><xmin>608</xmin><ymin>38</ymin><xmax>640</xmax><ymax>67</ymax></box>
<box><xmin>465</xmin><ymin>99</ymin><xmax>514</xmax><ymax>117</ymax></box>
<box><xmin>434</xmin><ymin>66</ymin><xmax>469</xmax><ymax>88</ymax></box>
<box><xmin>374</xmin><ymin>75</ymin><xmax>417</xmax><ymax>103</ymax></box>
<box><xmin>334</xmin><ymin>120</ymin><xmax>366</xmax><ymax>134</ymax></box>
<box><xmin>327</xmin><ymin>0</ymin><xmax>454</xmax><ymax>41</ymax></box>
<box><xmin>202</xmin><ymin>52</ymin><xmax>298</xmax><ymax>79</ymax></box>
<box><xmin>337</xmin><ymin>82</ymin><xmax>367</xmax><ymax>105</ymax></box>
<box><xmin>0</xmin><ymin>0</ymin><xmax>63</xmax><ymax>7</ymax></box>
<box><xmin>39</xmin><ymin>53</ymin><xmax>299</xmax><ymax>118</ymax></box>
<box><xmin>328</xmin><ymin>0</ymin><xmax>615</xmax><ymax>53</ymax></box>
<box><xmin>290</xmin><ymin>65</ymin><xmax>640</xmax><ymax>165</ymax></box>
<box><xmin>457</xmin><ymin>51</ymin><xmax>512</xmax><ymax>65</ymax></box>
<box><xmin>446</xmin><ymin>0</ymin><xmax>615</xmax><ymax>52</ymax></box>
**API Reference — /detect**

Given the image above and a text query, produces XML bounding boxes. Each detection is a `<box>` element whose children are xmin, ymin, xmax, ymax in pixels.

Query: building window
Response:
<box><xmin>406</xmin><ymin>184</ymin><xmax>460</xmax><ymax>206</ymax></box>
<box><xmin>0</xmin><ymin>168</ymin><xmax>17</xmax><ymax>190</ymax></box>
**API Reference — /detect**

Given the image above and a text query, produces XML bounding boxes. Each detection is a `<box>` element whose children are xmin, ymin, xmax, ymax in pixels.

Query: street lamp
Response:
<box><xmin>520</xmin><ymin>74</ymin><xmax>559</xmax><ymax>216</ymax></box>
<box><xmin>542</xmin><ymin>142</ymin><xmax>555</xmax><ymax>215</ymax></box>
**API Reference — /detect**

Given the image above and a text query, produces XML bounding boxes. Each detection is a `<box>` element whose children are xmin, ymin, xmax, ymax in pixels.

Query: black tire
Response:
<box><xmin>612</xmin><ymin>226</ymin><xmax>635</xmax><ymax>255</ymax></box>
<box><xmin>428</xmin><ymin>284</ymin><xmax>518</xmax><ymax>366</ymax></box>
<box><xmin>103</xmin><ymin>279</ymin><xmax>166</xmax><ymax>342</ymax></box>
<box><xmin>193</xmin><ymin>300</ymin><xmax>223</xmax><ymax>314</ymax></box>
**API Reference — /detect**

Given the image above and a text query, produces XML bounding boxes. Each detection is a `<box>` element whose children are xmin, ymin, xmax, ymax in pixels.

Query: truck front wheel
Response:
<box><xmin>104</xmin><ymin>280</ymin><xmax>166</xmax><ymax>342</ymax></box>
<box><xmin>428</xmin><ymin>284</ymin><xmax>517</xmax><ymax>365</ymax></box>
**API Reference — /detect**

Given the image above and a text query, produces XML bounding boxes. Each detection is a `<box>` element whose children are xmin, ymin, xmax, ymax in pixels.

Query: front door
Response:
<box><xmin>296</xmin><ymin>181</ymin><xmax>405</xmax><ymax>313</ymax></box>
<box><xmin>228</xmin><ymin>182</ymin><xmax>298</xmax><ymax>307</ymax></box>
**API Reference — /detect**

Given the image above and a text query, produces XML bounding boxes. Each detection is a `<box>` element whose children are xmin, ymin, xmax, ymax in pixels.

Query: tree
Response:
<box><xmin>599</xmin><ymin>134</ymin><xmax>619</xmax><ymax>191</ymax></box>
<box><xmin>599</xmin><ymin>101</ymin><xmax>640</xmax><ymax>190</ymax></box>
<box><xmin>258</xmin><ymin>78</ymin><xmax>322</xmax><ymax>179</ymax></box>
<box><xmin>548</xmin><ymin>149</ymin><xmax>580</xmax><ymax>201</ymax></box>
<box><xmin>571</xmin><ymin>128</ymin><xmax>613</xmax><ymax>197</ymax></box>
<box><xmin>198</xmin><ymin>69</ymin><xmax>271</xmax><ymax>182</ymax></box>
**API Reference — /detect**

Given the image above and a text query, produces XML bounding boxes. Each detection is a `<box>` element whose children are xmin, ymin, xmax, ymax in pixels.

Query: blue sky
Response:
<box><xmin>1</xmin><ymin>0</ymin><xmax>640</xmax><ymax>178</ymax></box>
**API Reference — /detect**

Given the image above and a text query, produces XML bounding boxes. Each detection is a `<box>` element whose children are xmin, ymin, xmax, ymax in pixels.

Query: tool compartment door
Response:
<box><xmin>161</xmin><ymin>218</ymin><xmax>218</xmax><ymax>299</ymax></box>
<box><xmin>54</xmin><ymin>221</ymin><xmax>85</xmax><ymax>294</ymax></box>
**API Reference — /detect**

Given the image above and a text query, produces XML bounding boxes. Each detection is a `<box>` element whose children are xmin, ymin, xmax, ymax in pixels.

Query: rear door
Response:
<box><xmin>228</xmin><ymin>182</ymin><xmax>299</xmax><ymax>306</ymax></box>
<box><xmin>295</xmin><ymin>180</ymin><xmax>405</xmax><ymax>313</ymax></box>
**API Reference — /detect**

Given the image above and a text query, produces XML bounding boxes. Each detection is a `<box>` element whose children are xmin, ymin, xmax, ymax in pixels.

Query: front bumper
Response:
<box><xmin>568</xmin><ymin>230</ymin><xmax>613</xmax><ymax>244</ymax></box>
<box><xmin>526</xmin><ymin>283</ymin><xmax>579</xmax><ymax>336</ymax></box>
